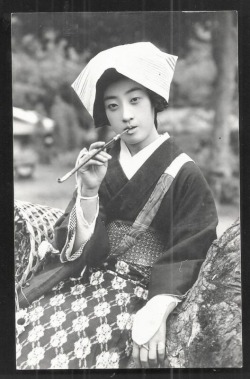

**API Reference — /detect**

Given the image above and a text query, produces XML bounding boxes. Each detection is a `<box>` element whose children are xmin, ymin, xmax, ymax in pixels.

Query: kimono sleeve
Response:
<box><xmin>52</xmin><ymin>189</ymin><xmax>110</xmax><ymax>267</ymax></box>
<box><xmin>18</xmin><ymin>193</ymin><xmax>110</xmax><ymax>308</ymax></box>
<box><xmin>148</xmin><ymin>163</ymin><xmax>218</xmax><ymax>299</ymax></box>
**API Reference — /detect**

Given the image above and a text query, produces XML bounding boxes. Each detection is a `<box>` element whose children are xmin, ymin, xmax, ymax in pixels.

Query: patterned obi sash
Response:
<box><xmin>105</xmin><ymin>153</ymin><xmax>193</xmax><ymax>284</ymax></box>
<box><xmin>106</xmin><ymin>220</ymin><xmax>167</xmax><ymax>284</ymax></box>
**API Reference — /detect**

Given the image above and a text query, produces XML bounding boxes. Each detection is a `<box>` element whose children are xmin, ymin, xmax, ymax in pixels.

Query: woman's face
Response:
<box><xmin>103</xmin><ymin>78</ymin><xmax>159</xmax><ymax>154</ymax></box>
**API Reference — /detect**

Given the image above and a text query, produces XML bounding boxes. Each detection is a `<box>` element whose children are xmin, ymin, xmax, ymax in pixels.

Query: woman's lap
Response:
<box><xmin>16</xmin><ymin>268</ymin><xmax>147</xmax><ymax>369</ymax></box>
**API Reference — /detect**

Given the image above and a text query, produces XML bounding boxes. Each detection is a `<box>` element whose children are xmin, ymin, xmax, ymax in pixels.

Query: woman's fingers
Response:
<box><xmin>140</xmin><ymin>346</ymin><xmax>149</xmax><ymax>368</ymax></box>
<box><xmin>157</xmin><ymin>341</ymin><xmax>166</xmax><ymax>365</ymax></box>
<box><xmin>138</xmin><ymin>341</ymin><xmax>166</xmax><ymax>368</ymax></box>
<box><xmin>77</xmin><ymin>142</ymin><xmax>111</xmax><ymax>164</ymax></box>
<box><xmin>79</xmin><ymin>147</ymin><xmax>88</xmax><ymax>156</ymax></box>
<box><xmin>148</xmin><ymin>342</ymin><xmax>158</xmax><ymax>368</ymax></box>
<box><xmin>78</xmin><ymin>151</ymin><xmax>111</xmax><ymax>169</ymax></box>
<box><xmin>89</xmin><ymin>141</ymin><xmax>106</xmax><ymax>151</ymax></box>
<box><xmin>133</xmin><ymin>342</ymin><xmax>166</xmax><ymax>368</ymax></box>
<box><xmin>92</xmin><ymin>151</ymin><xmax>112</xmax><ymax>163</ymax></box>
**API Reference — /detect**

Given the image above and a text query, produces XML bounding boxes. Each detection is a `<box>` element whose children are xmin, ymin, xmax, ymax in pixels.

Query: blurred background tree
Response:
<box><xmin>210</xmin><ymin>12</ymin><xmax>238</xmax><ymax>203</ymax></box>
<box><xmin>12</xmin><ymin>11</ymin><xmax>238</xmax><ymax>205</ymax></box>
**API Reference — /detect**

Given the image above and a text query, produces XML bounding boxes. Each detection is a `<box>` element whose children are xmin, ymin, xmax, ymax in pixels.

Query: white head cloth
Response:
<box><xmin>71</xmin><ymin>42</ymin><xmax>178</xmax><ymax>119</ymax></box>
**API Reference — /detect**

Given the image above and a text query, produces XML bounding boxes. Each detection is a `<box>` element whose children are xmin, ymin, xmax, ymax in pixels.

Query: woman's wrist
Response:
<box><xmin>80</xmin><ymin>194</ymin><xmax>98</xmax><ymax>201</ymax></box>
<box><xmin>162</xmin><ymin>303</ymin><xmax>176</xmax><ymax>320</ymax></box>
<box><xmin>80</xmin><ymin>187</ymin><xmax>99</xmax><ymax>198</ymax></box>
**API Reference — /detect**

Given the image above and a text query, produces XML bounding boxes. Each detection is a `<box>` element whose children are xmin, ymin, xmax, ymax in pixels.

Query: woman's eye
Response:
<box><xmin>107</xmin><ymin>103</ymin><xmax>118</xmax><ymax>110</ymax></box>
<box><xmin>130</xmin><ymin>97</ymin><xmax>140</xmax><ymax>104</ymax></box>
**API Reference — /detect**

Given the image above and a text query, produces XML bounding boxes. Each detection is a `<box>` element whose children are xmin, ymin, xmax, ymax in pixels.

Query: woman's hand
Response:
<box><xmin>132</xmin><ymin>317</ymin><xmax>167</xmax><ymax>368</ymax></box>
<box><xmin>132</xmin><ymin>300</ymin><xmax>177</xmax><ymax>368</ymax></box>
<box><xmin>76</xmin><ymin>142</ymin><xmax>112</xmax><ymax>195</ymax></box>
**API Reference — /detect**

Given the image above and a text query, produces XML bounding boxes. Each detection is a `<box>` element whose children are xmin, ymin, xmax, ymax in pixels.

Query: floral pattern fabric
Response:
<box><xmin>16</xmin><ymin>260</ymin><xmax>147</xmax><ymax>369</ymax></box>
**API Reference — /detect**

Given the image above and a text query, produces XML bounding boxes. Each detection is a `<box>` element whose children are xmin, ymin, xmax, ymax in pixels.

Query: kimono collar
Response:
<box><xmin>119</xmin><ymin>133</ymin><xmax>170</xmax><ymax>180</ymax></box>
<box><xmin>100</xmin><ymin>137</ymin><xmax>182</xmax><ymax>220</ymax></box>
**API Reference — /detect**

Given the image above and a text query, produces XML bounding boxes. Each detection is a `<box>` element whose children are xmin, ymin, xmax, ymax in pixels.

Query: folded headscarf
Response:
<box><xmin>71</xmin><ymin>42</ymin><xmax>178</xmax><ymax>120</ymax></box>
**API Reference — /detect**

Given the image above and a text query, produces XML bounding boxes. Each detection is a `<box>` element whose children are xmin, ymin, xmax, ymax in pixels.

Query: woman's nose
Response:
<box><xmin>122</xmin><ymin>104</ymin><xmax>134</xmax><ymax>122</ymax></box>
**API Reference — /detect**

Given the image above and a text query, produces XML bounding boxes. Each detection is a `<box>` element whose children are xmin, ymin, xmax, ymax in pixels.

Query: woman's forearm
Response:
<box><xmin>79</xmin><ymin>195</ymin><xmax>99</xmax><ymax>224</ymax></box>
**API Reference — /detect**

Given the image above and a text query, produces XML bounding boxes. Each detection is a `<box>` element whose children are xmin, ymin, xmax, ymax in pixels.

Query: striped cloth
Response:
<box><xmin>71</xmin><ymin>42</ymin><xmax>178</xmax><ymax>118</ymax></box>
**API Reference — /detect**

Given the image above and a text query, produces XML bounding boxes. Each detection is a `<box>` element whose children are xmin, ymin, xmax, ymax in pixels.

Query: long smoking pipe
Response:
<box><xmin>57</xmin><ymin>126</ymin><xmax>136</xmax><ymax>183</ymax></box>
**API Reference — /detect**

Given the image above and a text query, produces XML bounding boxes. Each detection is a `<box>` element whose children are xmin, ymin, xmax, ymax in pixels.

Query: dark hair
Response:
<box><xmin>93</xmin><ymin>68</ymin><xmax>168</xmax><ymax>128</ymax></box>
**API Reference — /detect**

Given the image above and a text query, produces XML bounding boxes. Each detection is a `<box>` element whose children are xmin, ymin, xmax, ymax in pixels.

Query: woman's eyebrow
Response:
<box><xmin>104</xmin><ymin>95</ymin><xmax>117</xmax><ymax>101</ymax></box>
<box><xmin>125</xmin><ymin>87</ymin><xmax>144</xmax><ymax>95</ymax></box>
<box><xmin>104</xmin><ymin>87</ymin><xmax>144</xmax><ymax>101</ymax></box>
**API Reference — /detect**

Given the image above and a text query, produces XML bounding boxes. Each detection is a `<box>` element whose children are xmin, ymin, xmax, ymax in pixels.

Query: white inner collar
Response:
<box><xmin>119</xmin><ymin>132</ymin><xmax>170</xmax><ymax>179</ymax></box>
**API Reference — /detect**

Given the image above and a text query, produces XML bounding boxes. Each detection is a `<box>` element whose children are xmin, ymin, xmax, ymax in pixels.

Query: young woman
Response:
<box><xmin>16</xmin><ymin>42</ymin><xmax>218</xmax><ymax>369</ymax></box>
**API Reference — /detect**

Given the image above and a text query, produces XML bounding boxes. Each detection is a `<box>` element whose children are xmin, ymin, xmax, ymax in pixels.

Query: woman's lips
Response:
<box><xmin>126</xmin><ymin>126</ymin><xmax>137</xmax><ymax>134</ymax></box>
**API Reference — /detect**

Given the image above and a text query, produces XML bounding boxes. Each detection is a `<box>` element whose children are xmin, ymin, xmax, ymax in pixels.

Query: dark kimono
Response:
<box><xmin>16</xmin><ymin>137</ymin><xmax>218</xmax><ymax>369</ymax></box>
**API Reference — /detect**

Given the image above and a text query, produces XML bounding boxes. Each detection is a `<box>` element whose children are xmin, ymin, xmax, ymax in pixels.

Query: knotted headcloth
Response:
<box><xmin>71</xmin><ymin>42</ymin><xmax>178</xmax><ymax>121</ymax></box>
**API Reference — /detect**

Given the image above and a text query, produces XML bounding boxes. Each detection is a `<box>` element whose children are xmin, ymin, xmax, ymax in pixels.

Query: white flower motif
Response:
<box><xmin>111</xmin><ymin>276</ymin><xmax>126</xmax><ymax>290</ymax></box>
<box><xmin>96</xmin><ymin>351</ymin><xmax>119</xmax><ymax>368</ymax></box>
<box><xmin>116</xmin><ymin>312</ymin><xmax>133</xmax><ymax>330</ymax></box>
<box><xmin>115</xmin><ymin>292</ymin><xmax>130</xmax><ymax>306</ymax></box>
<box><xmin>50</xmin><ymin>330</ymin><xmax>68</xmax><ymax>348</ymax></box>
<box><xmin>93</xmin><ymin>288</ymin><xmax>108</xmax><ymax>299</ymax></box>
<box><xmin>16</xmin><ymin>308</ymin><xmax>29</xmax><ymax>336</ymax></box>
<box><xmin>96</xmin><ymin>323</ymin><xmax>112</xmax><ymax>344</ymax></box>
<box><xmin>29</xmin><ymin>306</ymin><xmax>44</xmax><ymax>322</ymax></box>
<box><xmin>134</xmin><ymin>286</ymin><xmax>148</xmax><ymax>299</ymax></box>
<box><xmin>70</xmin><ymin>284</ymin><xmax>86</xmax><ymax>296</ymax></box>
<box><xmin>142</xmin><ymin>290</ymin><xmax>148</xmax><ymax>300</ymax></box>
<box><xmin>71</xmin><ymin>297</ymin><xmax>87</xmax><ymax>312</ymax></box>
<box><xmin>108</xmin><ymin>351</ymin><xmax>120</xmax><ymax>367</ymax></box>
<box><xmin>115</xmin><ymin>260</ymin><xmax>130</xmax><ymax>275</ymax></box>
<box><xmin>50</xmin><ymin>311</ymin><xmax>66</xmax><ymax>328</ymax></box>
<box><xmin>16</xmin><ymin>308</ymin><xmax>29</xmax><ymax>324</ymax></box>
<box><xmin>90</xmin><ymin>271</ymin><xmax>104</xmax><ymax>286</ymax></box>
<box><xmin>52</xmin><ymin>281</ymin><xmax>64</xmax><ymax>291</ymax></box>
<box><xmin>95</xmin><ymin>352</ymin><xmax>109</xmax><ymax>368</ymax></box>
<box><xmin>74</xmin><ymin>337</ymin><xmax>91</xmax><ymax>359</ymax></box>
<box><xmin>94</xmin><ymin>302</ymin><xmax>111</xmax><ymax>318</ymax></box>
<box><xmin>49</xmin><ymin>293</ymin><xmax>65</xmax><ymax>307</ymax></box>
<box><xmin>27</xmin><ymin>346</ymin><xmax>45</xmax><ymax>367</ymax></box>
<box><xmin>16</xmin><ymin>343</ymin><xmax>22</xmax><ymax>359</ymax></box>
<box><xmin>134</xmin><ymin>286</ymin><xmax>143</xmax><ymax>298</ymax></box>
<box><xmin>16</xmin><ymin>323</ymin><xmax>25</xmax><ymax>336</ymax></box>
<box><xmin>27</xmin><ymin>325</ymin><xmax>45</xmax><ymax>342</ymax></box>
<box><xmin>72</xmin><ymin>315</ymin><xmax>89</xmax><ymax>332</ymax></box>
<box><xmin>16</xmin><ymin>308</ymin><xmax>29</xmax><ymax>323</ymax></box>
<box><xmin>50</xmin><ymin>353</ymin><xmax>69</xmax><ymax>369</ymax></box>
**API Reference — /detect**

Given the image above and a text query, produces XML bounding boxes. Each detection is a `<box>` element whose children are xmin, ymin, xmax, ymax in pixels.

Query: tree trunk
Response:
<box><xmin>210</xmin><ymin>12</ymin><xmax>237</xmax><ymax>200</ymax></box>
<box><xmin>165</xmin><ymin>219</ymin><xmax>241</xmax><ymax>367</ymax></box>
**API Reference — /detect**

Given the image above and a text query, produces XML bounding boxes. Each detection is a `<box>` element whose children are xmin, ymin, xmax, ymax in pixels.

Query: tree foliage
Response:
<box><xmin>12</xmin><ymin>12</ymin><xmax>237</xmax><ymax>113</ymax></box>
<box><xmin>11</xmin><ymin>12</ymin><xmax>239</xmax><ymax>202</ymax></box>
